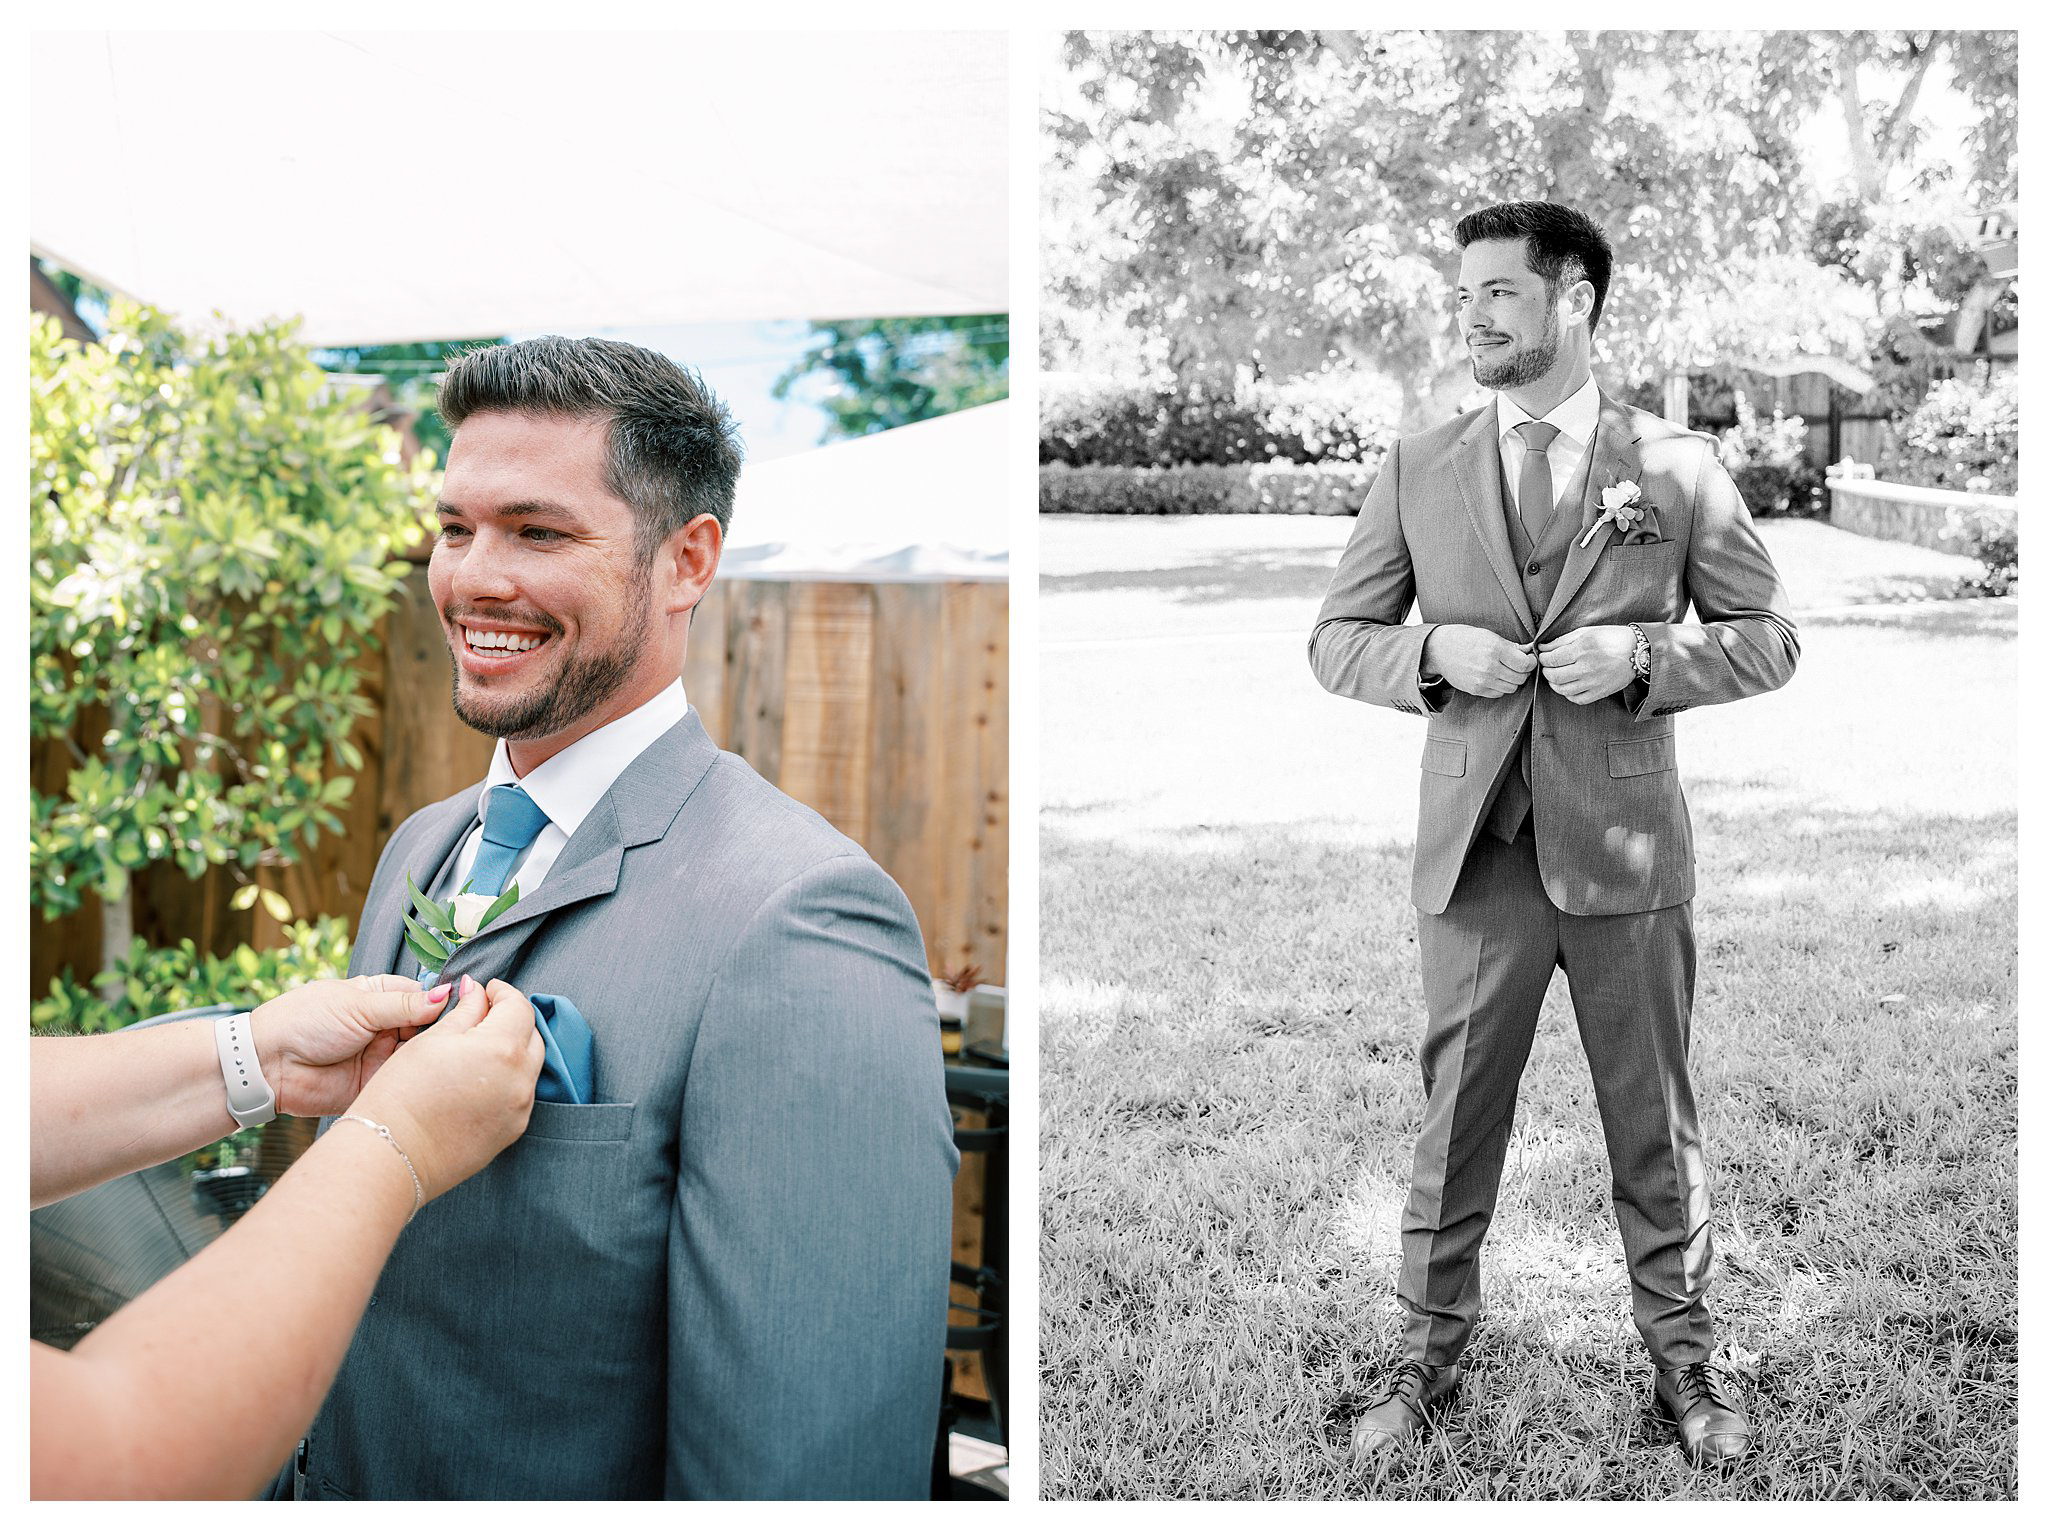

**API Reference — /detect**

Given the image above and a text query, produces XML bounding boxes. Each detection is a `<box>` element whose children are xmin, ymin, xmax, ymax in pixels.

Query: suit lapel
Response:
<box><xmin>434</xmin><ymin>709</ymin><xmax>723</xmax><ymax>985</ymax></box>
<box><xmin>353</xmin><ymin>797</ymin><xmax>477</xmax><ymax>977</ymax></box>
<box><xmin>1536</xmin><ymin>393</ymin><xmax>1642</xmax><ymax>638</ymax></box>
<box><xmin>1450</xmin><ymin>406</ymin><xmax>1537</xmax><ymax>638</ymax></box>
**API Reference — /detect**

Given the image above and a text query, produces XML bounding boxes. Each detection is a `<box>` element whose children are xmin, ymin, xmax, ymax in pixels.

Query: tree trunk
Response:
<box><xmin>1950</xmin><ymin>275</ymin><xmax>2004</xmax><ymax>357</ymax></box>
<box><xmin>1837</xmin><ymin>36</ymin><xmax>1886</xmax><ymax>205</ymax></box>
<box><xmin>1663</xmin><ymin>373</ymin><xmax>1692</xmax><ymax>428</ymax></box>
<box><xmin>98</xmin><ymin>888</ymin><xmax>135</xmax><ymax>1005</ymax></box>
<box><xmin>1836</xmin><ymin>32</ymin><xmax>1946</xmax><ymax>319</ymax></box>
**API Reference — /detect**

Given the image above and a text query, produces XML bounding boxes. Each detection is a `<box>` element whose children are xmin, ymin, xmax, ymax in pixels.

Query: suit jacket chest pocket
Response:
<box><xmin>465</xmin><ymin>1102</ymin><xmax>665</xmax><ymax>1343</ymax></box>
<box><xmin>523</xmin><ymin>1100</ymin><xmax>636</xmax><ymax>1143</ymax></box>
<box><xmin>489</xmin><ymin>1102</ymin><xmax>646</xmax><ymax>1240</ymax></box>
<box><xmin>1581</xmin><ymin>539</ymin><xmax>1681</xmax><ymax>623</ymax></box>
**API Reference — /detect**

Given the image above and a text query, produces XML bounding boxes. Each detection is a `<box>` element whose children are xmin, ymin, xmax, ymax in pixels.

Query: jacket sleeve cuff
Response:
<box><xmin>1628</xmin><ymin>621</ymin><xmax>1674</xmax><ymax>719</ymax></box>
<box><xmin>1413</xmin><ymin>622</ymin><xmax>1446</xmax><ymax>713</ymax></box>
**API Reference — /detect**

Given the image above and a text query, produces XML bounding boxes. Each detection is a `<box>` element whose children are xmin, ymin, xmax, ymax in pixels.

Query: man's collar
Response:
<box><xmin>1495</xmin><ymin>373</ymin><xmax>1602</xmax><ymax>446</ymax></box>
<box><xmin>480</xmin><ymin>679</ymin><xmax>690</xmax><ymax>839</ymax></box>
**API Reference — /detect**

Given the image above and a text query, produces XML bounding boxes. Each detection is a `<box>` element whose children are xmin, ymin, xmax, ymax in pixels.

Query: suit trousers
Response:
<box><xmin>1398</xmin><ymin>829</ymin><xmax>1714</xmax><ymax>1369</ymax></box>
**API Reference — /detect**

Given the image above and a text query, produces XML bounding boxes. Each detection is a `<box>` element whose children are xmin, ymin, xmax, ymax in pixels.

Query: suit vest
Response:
<box><xmin>1476</xmin><ymin>436</ymin><xmax>1596</xmax><ymax>844</ymax></box>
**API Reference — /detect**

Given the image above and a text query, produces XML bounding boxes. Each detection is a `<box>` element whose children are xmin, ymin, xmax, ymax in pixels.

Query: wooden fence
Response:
<box><xmin>1690</xmin><ymin>369</ymin><xmax>1889</xmax><ymax>471</ymax></box>
<box><xmin>31</xmin><ymin>567</ymin><xmax>1009</xmax><ymax>1000</ymax></box>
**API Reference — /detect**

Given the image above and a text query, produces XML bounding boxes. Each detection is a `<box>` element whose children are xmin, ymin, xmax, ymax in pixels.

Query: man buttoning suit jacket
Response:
<box><xmin>284</xmin><ymin>337</ymin><xmax>958</xmax><ymax>1499</ymax></box>
<box><xmin>1309</xmin><ymin>202</ymin><xmax>1797</xmax><ymax>1472</ymax></box>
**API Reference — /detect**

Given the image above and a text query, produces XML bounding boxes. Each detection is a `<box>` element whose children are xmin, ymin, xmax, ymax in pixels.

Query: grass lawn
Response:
<box><xmin>1038</xmin><ymin>514</ymin><xmax>2016</xmax><ymax>1500</ymax></box>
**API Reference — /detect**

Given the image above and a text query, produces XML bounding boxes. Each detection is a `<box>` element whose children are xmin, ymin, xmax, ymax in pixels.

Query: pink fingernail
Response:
<box><xmin>424</xmin><ymin>982</ymin><xmax>453</xmax><ymax>1004</ymax></box>
<box><xmin>460</xmin><ymin>974</ymin><xmax>477</xmax><ymax>998</ymax></box>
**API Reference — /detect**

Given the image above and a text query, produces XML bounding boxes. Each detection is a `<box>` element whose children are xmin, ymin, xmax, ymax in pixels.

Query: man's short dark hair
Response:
<box><xmin>438</xmin><ymin>335</ymin><xmax>744</xmax><ymax>559</ymax></box>
<box><xmin>1454</xmin><ymin>201</ymin><xmax>1614</xmax><ymax>332</ymax></box>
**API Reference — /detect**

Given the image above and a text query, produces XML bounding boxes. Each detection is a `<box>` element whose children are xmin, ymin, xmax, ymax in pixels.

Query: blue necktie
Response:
<box><xmin>468</xmin><ymin>784</ymin><xmax>552</xmax><ymax>898</ymax></box>
<box><xmin>422</xmin><ymin>784</ymin><xmax>594</xmax><ymax>1105</ymax></box>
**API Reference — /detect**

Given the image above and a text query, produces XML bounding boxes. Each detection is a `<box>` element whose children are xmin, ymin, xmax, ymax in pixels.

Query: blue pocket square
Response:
<box><xmin>419</xmin><ymin>974</ymin><xmax>594</xmax><ymax>1104</ymax></box>
<box><xmin>529</xmin><ymin>993</ymin><xmax>595</xmax><ymax>1105</ymax></box>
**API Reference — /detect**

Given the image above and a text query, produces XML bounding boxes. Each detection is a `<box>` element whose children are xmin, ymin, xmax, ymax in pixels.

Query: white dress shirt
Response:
<box><xmin>446</xmin><ymin>680</ymin><xmax>690</xmax><ymax>898</ymax></box>
<box><xmin>1495</xmin><ymin>373</ymin><xmax>1601</xmax><ymax>517</ymax></box>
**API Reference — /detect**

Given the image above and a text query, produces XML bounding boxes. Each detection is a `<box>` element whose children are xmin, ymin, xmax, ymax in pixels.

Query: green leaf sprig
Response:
<box><xmin>401</xmin><ymin>871</ymin><xmax>518</xmax><ymax>972</ymax></box>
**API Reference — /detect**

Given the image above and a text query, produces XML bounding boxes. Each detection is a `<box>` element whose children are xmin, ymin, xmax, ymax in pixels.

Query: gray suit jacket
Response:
<box><xmin>295</xmin><ymin>710</ymin><xmax>958</xmax><ymax>1499</ymax></box>
<box><xmin>1311</xmin><ymin>393</ymin><xmax>1798</xmax><ymax>916</ymax></box>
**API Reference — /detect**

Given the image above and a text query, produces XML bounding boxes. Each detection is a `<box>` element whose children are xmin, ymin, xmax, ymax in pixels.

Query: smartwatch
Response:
<box><xmin>214</xmin><ymin>1011</ymin><xmax>278</xmax><ymax>1129</ymax></box>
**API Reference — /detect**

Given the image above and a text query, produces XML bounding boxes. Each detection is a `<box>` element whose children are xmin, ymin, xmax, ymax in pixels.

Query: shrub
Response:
<box><xmin>1039</xmin><ymin>461</ymin><xmax>1376</xmax><ymax>516</ymax></box>
<box><xmin>1041</xmin><ymin>375</ymin><xmax>1396</xmax><ymax>468</ymax></box>
<box><xmin>1719</xmin><ymin>393</ymin><xmax>1825</xmax><ymax>517</ymax></box>
<box><xmin>1254</xmin><ymin>374</ymin><xmax>1400</xmax><ymax>465</ymax></box>
<box><xmin>1939</xmin><ymin>504</ymin><xmax>2019</xmax><ymax>597</ymax></box>
<box><xmin>31</xmin><ymin>918</ymin><xmax>356</xmax><ymax>1036</ymax></box>
<box><xmin>1040</xmin><ymin>377</ymin><xmax>1169</xmax><ymax>467</ymax></box>
<box><xmin>31</xmin><ymin>302</ymin><xmax>432</xmax><ymax>1031</ymax></box>
<box><xmin>1883</xmin><ymin>365</ymin><xmax>2018</xmax><ymax>495</ymax></box>
<box><xmin>1038</xmin><ymin>379</ymin><xmax>1276</xmax><ymax>466</ymax></box>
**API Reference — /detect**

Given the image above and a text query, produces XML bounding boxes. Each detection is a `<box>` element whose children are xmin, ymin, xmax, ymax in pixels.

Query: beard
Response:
<box><xmin>446</xmin><ymin>571</ymin><xmax>653</xmax><ymax>742</ymax></box>
<box><xmin>1470</xmin><ymin>303</ymin><xmax>1562</xmax><ymax>391</ymax></box>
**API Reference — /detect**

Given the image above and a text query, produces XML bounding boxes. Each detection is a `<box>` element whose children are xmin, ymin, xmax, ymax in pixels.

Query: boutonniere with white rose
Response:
<box><xmin>402</xmin><ymin>873</ymin><xmax>519</xmax><ymax>973</ymax></box>
<box><xmin>1581</xmin><ymin>479</ymin><xmax>1653</xmax><ymax>547</ymax></box>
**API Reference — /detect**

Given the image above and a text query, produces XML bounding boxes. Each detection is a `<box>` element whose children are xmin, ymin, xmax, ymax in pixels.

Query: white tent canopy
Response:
<box><xmin>31</xmin><ymin>30</ymin><xmax>1006</xmax><ymax>345</ymax></box>
<box><xmin>721</xmin><ymin>400</ymin><xmax>1008</xmax><ymax>582</ymax></box>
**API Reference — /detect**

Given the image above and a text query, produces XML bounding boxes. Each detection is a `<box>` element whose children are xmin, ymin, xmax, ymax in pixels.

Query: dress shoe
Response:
<box><xmin>1351</xmin><ymin>1359</ymin><xmax>1460</xmax><ymax>1462</ymax></box>
<box><xmin>1654</xmin><ymin>1361</ymin><xmax>1752</xmax><ymax>1467</ymax></box>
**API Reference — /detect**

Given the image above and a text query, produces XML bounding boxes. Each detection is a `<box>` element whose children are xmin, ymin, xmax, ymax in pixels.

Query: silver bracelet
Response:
<box><xmin>213</xmin><ymin>1011</ymin><xmax>277</xmax><ymax>1129</ymax></box>
<box><xmin>334</xmin><ymin>1113</ymin><xmax>424</xmax><ymax>1223</ymax></box>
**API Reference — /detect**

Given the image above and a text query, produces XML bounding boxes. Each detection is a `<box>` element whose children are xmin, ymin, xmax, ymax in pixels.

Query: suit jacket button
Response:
<box><xmin>1525</xmin><ymin>560</ymin><xmax>1540</xmax><ymax>575</ymax></box>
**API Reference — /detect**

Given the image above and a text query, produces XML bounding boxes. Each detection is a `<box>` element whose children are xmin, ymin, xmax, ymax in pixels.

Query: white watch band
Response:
<box><xmin>214</xmin><ymin>1010</ymin><xmax>277</xmax><ymax>1129</ymax></box>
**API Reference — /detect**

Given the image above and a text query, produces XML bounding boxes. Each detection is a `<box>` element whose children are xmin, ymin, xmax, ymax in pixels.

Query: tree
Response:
<box><xmin>771</xmin><ymin>315</ymin><xmax>1009</xmax><ymax>441</ymax></box>
<box><xmin>1045</xmin><ymin>30</ymin><xmax>2012</xmax><ymax>431</ymax></box>
<box><xmin>312</xmin><ymin>339</ymin><xmax>504</xmax><ymax>464</ymax></box>
<box><xmin>31</xmin><ymin>303</ymin><xmax>436</xmax><ymax>1029</ymax></box>
<box><xmin>1769</xmin><ymin>31</ymin><xmax>2018</xmax><ymax>410</ymax></box>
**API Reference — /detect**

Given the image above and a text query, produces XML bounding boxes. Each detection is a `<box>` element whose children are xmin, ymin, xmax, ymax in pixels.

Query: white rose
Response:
<box><xmin>1600</xmin><ymin>480</ymin><xmax>1642</xmax><ymax>512</ymax></box>
<box><xmin>449</xmin><ymin>891</ymin><xmax>499</xmax><ymax>940</ymax></box>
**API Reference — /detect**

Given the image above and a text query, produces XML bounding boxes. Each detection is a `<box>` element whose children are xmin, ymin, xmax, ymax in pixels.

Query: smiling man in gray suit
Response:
<box><xmin>1310</xmin><ymin>202</ymin><xmax>1797</xmax><ymax>1470</ymax></box>
<box><xmin>286</xmin><ymin>337</ymin><xmax>957</xmax><ymax>1499</ymax></box>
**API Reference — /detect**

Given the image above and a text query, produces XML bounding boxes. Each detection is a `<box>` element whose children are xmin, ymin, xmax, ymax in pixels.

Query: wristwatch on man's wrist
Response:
<box><xmin>1628</xmin><ymin>623</ymin><xmax>1652</xmax><ymax>682</ymax></box>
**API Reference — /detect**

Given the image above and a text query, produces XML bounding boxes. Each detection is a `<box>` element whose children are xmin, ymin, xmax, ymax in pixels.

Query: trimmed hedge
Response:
<box><xmin>1040</xmin><ymin>377</ymin><xmax>1397</xmax><ymax>468</ymax></box>
<box><xmin>1039</xmin><ymin>461</ymin><xmax>1377</xmax><ymax>516</ymax></box>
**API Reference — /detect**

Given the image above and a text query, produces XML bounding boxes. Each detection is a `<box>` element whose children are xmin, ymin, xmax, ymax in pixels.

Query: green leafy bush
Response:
<box><xmin>32</xmin><ymin>918</ymin><xmax>356</xmax><ymax>1036</ymax></box>
<box><xmin>1040</xmin><ymin>462</ymin><xmax>1376</xmax><ymax>515</ymax></box>
<box><xmin>31</xmin><ymin>303</ymin><xmax>433</xmax><ymax>1029</ymax></box>
<box><xmin>1883</xmin><ymin>366</ymin><xmax>2018</xmax><ymax>495</ymax></box>
<box><xmin>1041</xmin><ymin>376</ymin><xmax>1394</xmax><ymax>468</ymax></box>
<box><xmin>1719</xmin><ymin>394</ymin><xmax>1825</xmax><ymax>517</ymax></box>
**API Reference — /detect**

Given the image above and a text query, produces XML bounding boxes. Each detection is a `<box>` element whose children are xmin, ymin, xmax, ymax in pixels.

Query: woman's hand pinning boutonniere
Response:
<box><xmin>403</xmin><ymin>873</ymin><xmax>519</xmax><ymax>973</ymax></box>
<box><xmin>1581</xmin><ymin>480</ymin><xmax>1651</xmax><ymax>547</ymax></box>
